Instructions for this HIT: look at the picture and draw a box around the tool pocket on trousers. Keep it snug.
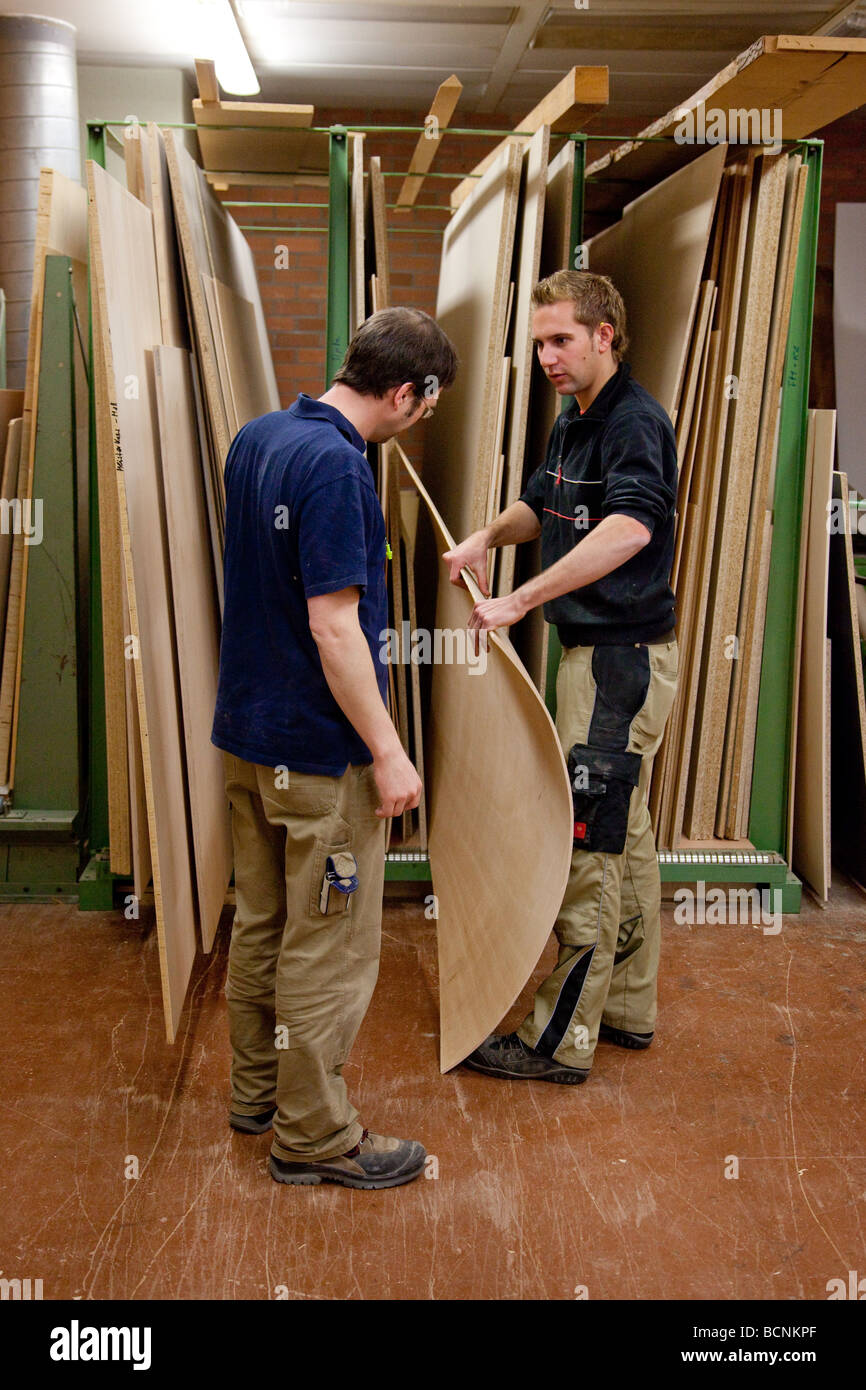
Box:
[309,838,353,917]
[567,744,641,854]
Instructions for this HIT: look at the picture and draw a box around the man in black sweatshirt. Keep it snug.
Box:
[443,270,678,1084]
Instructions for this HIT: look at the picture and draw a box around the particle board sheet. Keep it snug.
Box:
[828,471,866,887]
[123,568,152,901]
[834,203,866,498]
[91,282,132,875]
[679,158,755,840]
[153,345,232,952]
[585,35,866,209]
[793,412,835,901]
[423,141,523,544]
[163,131,278,464]
[368,157,391,311]
[496,126,550,598]
[720,155,808,838]
[399,484,428,852]
[88,160,198,1042]
[0,169,89,789]
[147,124,189,352]
[675,282,715,460]
[400,449,572,1074]
[511,140,576,694]
[584,143,726,417]
[686,150,788,838]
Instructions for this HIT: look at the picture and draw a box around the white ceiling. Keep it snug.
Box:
[0,0,862,126]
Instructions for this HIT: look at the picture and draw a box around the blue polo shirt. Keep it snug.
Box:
[211,394,388,775]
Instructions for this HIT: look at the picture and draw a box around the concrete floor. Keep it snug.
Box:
[1,879,864,1301]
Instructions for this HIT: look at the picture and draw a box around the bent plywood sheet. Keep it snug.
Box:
[397,446,572,1073]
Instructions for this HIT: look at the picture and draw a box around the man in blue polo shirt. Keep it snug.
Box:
[212,307,457,1190]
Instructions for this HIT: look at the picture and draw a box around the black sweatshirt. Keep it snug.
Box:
[519,362,677,646]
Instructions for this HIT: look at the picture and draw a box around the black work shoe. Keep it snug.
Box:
[229,1105,277,1134]
[599,1022,654,1050]
[462,1032,589,1084]
[269,1130,426,1189]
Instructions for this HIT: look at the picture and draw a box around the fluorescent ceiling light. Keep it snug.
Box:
[194,0,259,95]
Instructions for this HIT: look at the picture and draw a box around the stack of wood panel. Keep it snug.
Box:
[88,129,279,1041]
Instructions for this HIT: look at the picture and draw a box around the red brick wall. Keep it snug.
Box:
[218,107,521,412]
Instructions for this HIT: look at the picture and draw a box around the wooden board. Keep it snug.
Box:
[193,106,328,179]
[0,414,22,670]
[88,160,198,1042]
[399,484,428,851]
[687,151,788,837]
[792,411,834,900]
[423,141,523,543]
[349,133,366,336]
[163,131,278,469]
[382,440,412,841]
[395,75,462,211]
[496,126,550,597]
[451,66,608,208]
[90,283,132,874]
[147,124,189,351]
[585,35,866,210]
[122,565,152,900]
[368,156,391,310]
[585,143,726,416]
[399,449,573,1073]
[153,345,232,952]
[721,155,808,839]
[511,139,576,694]
[829,471,866,886]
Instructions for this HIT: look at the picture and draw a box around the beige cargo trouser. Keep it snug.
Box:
[223,752,386,1162]
[517,636,678,1070]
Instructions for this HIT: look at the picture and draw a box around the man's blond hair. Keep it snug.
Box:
[531,270,629,361]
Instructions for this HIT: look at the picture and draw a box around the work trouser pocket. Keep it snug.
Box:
[309,838,354,916]
[567,744,641,854]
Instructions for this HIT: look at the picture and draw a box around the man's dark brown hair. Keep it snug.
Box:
[333,306,458,400]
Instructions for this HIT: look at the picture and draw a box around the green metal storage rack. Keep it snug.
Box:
[1,118,823,912]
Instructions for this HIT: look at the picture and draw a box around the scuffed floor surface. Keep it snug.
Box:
[1,882,864,1300]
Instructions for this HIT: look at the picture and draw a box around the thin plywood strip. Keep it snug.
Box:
[88,159,198,1042]
[91,283,132,874]
[793,411,835,900]
[400,448,573,1073]
[496,125,550,597]
[153,345,232,951]
[147,124,189,351]
[423,141,523,543]
[399,485,428,852]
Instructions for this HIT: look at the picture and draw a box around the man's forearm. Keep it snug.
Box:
[484,500,541,548]
[312,618,399,759]
[520,514,650,611]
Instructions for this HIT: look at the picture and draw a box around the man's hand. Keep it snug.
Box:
[372,745,422,819]
[442,531,491,596]
[467,589,530,652]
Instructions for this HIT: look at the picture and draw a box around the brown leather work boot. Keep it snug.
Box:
[269,1129,426,1189]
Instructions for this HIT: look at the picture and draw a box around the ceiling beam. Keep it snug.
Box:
[534,19,822,52]
[476,1,551,114]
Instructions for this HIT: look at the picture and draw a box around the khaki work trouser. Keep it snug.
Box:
[518,637,678,1070]
[223,753,386,1162]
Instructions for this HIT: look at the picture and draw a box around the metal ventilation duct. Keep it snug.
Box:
[0,14,81,390]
